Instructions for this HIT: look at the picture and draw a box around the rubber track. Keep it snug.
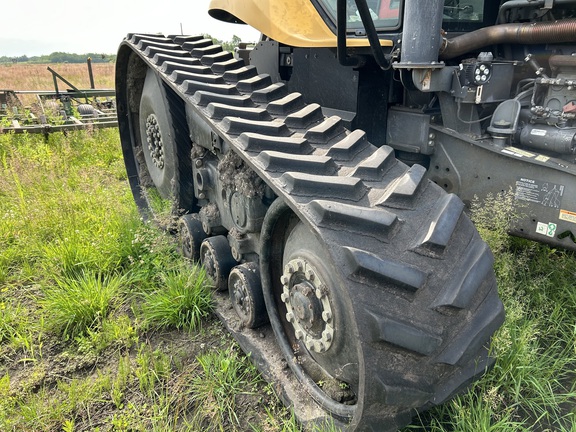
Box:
[121,34,504,431]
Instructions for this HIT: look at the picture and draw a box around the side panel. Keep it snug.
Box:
[428,126,576,250]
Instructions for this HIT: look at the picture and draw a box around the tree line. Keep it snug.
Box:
[0,52,116,64]
[1,35,247,65]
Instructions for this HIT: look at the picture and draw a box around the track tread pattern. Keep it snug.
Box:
[237,74,273,93]
[414,193,465,257]
[343,246,427,293]
[307,199,398,239]
[238,133,313,154]
[223,65,259,83]
[181,38,212,50]
[171,71,223,85]
[257,151,337,175]
[366,310,443,356]
[119,34,504,432]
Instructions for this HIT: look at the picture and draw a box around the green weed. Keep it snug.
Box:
[41,271,126,340]
[139,264,213,332]
[135,343,171,397]
[188,346,262,430]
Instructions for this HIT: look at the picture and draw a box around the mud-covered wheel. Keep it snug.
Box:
[262,201,358,423]
[200,236,237,291]
[228,262,268,329]
[116,56,195,221]
[177,214,206,261]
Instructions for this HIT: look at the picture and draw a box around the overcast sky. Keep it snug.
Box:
[2,0,260,57]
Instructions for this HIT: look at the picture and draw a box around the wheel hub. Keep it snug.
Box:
[202,250,216,277]
[281,258,334,353]
[145,113,164,169]
[231,279,249,315]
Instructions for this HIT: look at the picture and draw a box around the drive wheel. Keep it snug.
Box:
[228,262,267,329]
[117,55,195,223]
[177,214,206,261]
[262,200,358,422]
[200,236,237,291]
[138,68,194,216]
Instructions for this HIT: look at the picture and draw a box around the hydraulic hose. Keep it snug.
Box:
[440,18,576,60]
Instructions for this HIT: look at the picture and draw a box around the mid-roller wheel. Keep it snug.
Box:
[177,214,206,261]
[228,262,268,328]
[200,236,237,291]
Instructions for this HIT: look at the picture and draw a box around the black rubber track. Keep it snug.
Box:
[116,34,505,431]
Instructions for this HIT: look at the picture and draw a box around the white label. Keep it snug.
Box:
[531,129,547,137]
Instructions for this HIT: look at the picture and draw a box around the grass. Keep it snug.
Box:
[189,346,262,430]
[140,265,213,332]
[2,128,576,431]
[41,271,126,340]
[0,128,294,431]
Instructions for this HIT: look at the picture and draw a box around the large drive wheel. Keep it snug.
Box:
[117,56,195,222]
[262,201,358,423]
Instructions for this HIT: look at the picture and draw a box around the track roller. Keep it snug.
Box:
[228,262,268,328]
[200,235,237,291]
[177,214,206,261]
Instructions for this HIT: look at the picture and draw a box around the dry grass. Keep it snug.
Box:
[0,63,115,91]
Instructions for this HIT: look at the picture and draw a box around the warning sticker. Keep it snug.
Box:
[515,177,564,209]
[559,209,576,224]
[503,147,536,158]
[535,155,550,163]
[536,222,557,237]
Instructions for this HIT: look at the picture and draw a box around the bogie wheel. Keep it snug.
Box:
[116,55,195,222]
[200,236,237,292]
[177,214,206,262]
[228,262,268,329]
[262,201,358,424]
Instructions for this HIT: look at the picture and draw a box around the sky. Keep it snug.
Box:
[2,0,260,57]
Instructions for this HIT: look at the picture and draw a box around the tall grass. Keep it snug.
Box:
[0,129,233,430]
[0,63,115,90]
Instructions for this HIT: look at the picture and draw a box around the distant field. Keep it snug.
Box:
[0,62,115,91]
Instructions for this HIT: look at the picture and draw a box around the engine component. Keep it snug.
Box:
[520,124,576,154]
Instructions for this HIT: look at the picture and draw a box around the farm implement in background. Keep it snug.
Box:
[0,58,117,135]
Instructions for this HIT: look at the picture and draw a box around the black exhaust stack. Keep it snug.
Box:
[395,0,444,69]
